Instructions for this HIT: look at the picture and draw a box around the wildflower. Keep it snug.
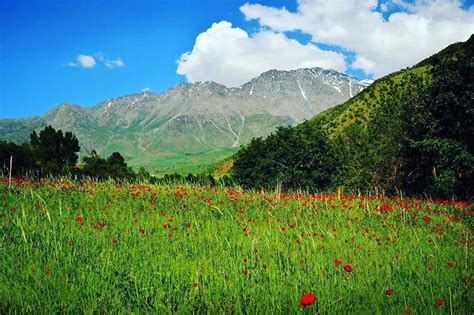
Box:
[112,239,118,245]
[344,264,352,272]
[385,289,394,296]
[435,299,443,306]
[448,261,454,267]
[75,216,84,225]
[334,259,342,267]
[139,228,145,234]
[280,226,286,232]
[299,293,316,307]
[192,281,198,287]
[423,216,432,224]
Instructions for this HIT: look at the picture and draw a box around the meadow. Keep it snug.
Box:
[1,178,472,313]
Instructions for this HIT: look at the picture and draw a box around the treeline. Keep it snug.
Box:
[233,36,474,200]
[0,125,136,180]
[0,125,232,185]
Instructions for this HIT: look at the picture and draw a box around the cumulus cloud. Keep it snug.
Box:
[240,0,474,78]
[176,21,347,87]
[67,53,125,69]
[67,55,96,68]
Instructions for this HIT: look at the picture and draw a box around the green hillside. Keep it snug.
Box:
[311,65,431,137]
[231,35,474,199]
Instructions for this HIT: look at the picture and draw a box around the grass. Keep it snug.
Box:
[1,178,472,313]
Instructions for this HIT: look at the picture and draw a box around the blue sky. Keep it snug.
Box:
[1,0,473,118]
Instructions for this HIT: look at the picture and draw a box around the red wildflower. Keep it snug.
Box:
[435,299,443,306]
[280,226,286,232]
[448,261,454,267]
[112,239,118,245]
[75,216,84,225]
[139,228,145,234]
[460,239,469,245]
[423,216,432,224]
[385,289,394,296]
[299,293,316,307]
[192,281,198,287]
[334,259,342,267]
[344,264,352,272]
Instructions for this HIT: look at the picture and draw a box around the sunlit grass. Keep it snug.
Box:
[1,178,472,313]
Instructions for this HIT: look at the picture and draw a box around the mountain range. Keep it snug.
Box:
[0,67,370,174]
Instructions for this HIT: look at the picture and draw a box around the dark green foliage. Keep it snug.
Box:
[81,150,135,180]
[398,41,474,199]
[0,141,35,176]
[30,125,80,175]
[232,124,336,191]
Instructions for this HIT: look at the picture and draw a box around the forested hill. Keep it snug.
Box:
[232,35,474,200]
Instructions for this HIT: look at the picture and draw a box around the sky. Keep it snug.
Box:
[1,0,473,118]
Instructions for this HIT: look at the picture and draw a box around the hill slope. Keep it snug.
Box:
[231,35,474,199]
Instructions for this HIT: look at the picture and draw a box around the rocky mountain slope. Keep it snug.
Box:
[0,67,369,173]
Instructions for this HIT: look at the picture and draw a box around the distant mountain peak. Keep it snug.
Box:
[1,66,368,173]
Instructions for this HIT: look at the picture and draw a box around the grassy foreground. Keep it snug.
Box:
[1,178,472,313]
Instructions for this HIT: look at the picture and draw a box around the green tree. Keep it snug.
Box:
[0,141,35,176]
[30,125,80,175]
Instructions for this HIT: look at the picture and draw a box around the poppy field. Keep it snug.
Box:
[1,178,473,313]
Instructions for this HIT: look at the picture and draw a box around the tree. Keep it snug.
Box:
[0,141,35,176]
[30,125,80,175]
[233,124,336,191]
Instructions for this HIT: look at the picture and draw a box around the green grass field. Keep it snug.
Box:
[1,178,472,313]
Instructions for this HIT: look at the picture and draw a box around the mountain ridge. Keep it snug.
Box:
[0,67,369,174]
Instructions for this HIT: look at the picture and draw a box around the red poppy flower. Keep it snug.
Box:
[423,216,432,224]
[334,259,342,267]
[344,264,352,272]
[385,289,393,296]
[75,216,84,225]
[435,299,443,306]
[448,261,454,267]
[299,293,316,307]
[280,226,286,232]
[139,228,145,234]
[112,239,118,245]
[192,281,198,287]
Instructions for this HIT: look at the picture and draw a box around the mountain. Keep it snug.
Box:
[0,67,369,174]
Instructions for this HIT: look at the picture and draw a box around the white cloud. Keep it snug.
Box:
[67,55,96,68]
[67,53,125,69]
[352,56,377,75]
[141,87,151,92]
[240,0,474,78]
[176,21,347,87]
[103,57,125,69]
